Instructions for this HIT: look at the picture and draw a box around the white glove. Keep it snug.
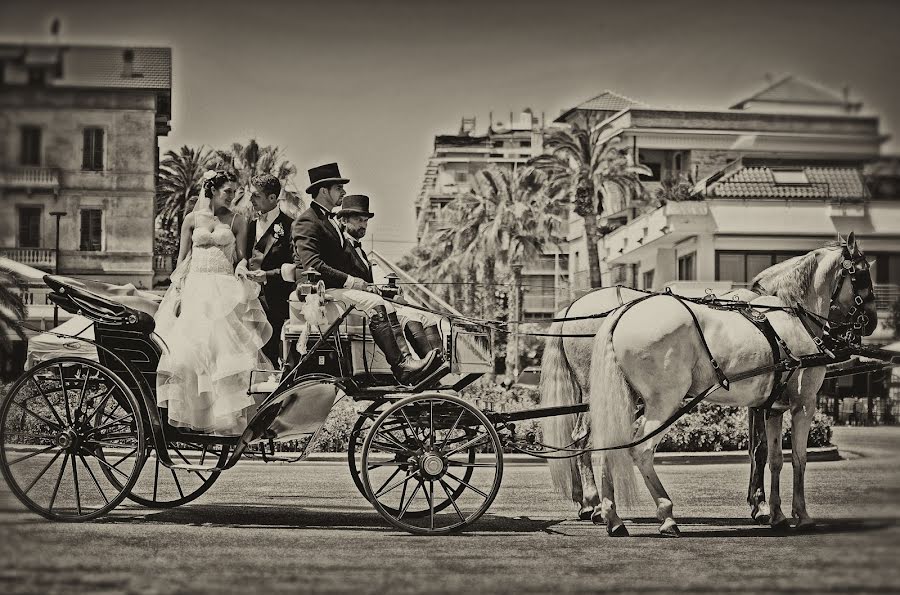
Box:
[235,259,250,281]
[346,276,368,291]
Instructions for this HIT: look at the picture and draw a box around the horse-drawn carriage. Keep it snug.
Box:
[0,270,531,534]
[3,239,898,536]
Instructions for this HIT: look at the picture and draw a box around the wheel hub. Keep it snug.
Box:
[55,428,79,450]
[419,452,446,479]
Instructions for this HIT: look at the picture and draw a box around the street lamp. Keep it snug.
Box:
[510,262,524,382]
[49,211,66,326]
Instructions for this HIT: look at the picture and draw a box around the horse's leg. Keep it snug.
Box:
[747,407,770,524]
[765,412,789,531]
[791,403,816,531]
[593,455,628,536]
[630,416,680,537]
[571,413,600,520]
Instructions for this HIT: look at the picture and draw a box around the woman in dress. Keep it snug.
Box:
[154,170,273,435]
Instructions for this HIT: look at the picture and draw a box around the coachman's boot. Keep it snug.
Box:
[404,321,445,363]
[369,306,442,385]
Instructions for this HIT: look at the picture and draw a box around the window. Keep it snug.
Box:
[27,67,45,85]
[870,253,900,285]
[673,152,683,173]
[82,128,105,171]
[772,169,809,185]
[80,209,103,251]
[642,269,655,290]
[18,207,41,248]
[20,126,41,166]
[677,253,696,281]
[519,140,532,148]
[715,251,805,284]
[492,140,504,148]
[454,171,468,183]
[644,161,662,181]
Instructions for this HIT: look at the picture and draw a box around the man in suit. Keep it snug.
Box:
[244,173,295,365]
[292,163,442,385]
[335,194,444,362]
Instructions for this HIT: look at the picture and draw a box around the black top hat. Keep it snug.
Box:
[336,194,374,218]
[306,162,349,194]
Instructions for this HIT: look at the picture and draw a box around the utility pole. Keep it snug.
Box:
[50,210,66,326]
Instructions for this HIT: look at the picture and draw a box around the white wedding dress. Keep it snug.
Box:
[154,210,273,435]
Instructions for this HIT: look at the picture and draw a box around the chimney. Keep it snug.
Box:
[122,49,134,78]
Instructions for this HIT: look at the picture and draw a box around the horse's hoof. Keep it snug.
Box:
[771,519,791,534]
[751,502,771,525]
[754,513,770,525]
[607,523,629,537]
[795,519,817,533]
[659,524,681,538]
[578,508,594,521]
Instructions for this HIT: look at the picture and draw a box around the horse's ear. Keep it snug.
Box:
[868,257,876,267]
[847,231,857,252]
[837,232,845,245]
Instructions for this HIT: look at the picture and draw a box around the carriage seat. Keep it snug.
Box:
[44,275,156,334]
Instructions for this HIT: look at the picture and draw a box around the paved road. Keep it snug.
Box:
[2,427,899,594]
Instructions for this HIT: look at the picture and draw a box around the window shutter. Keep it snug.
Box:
[93,130,104,170]
[82,130,91,169]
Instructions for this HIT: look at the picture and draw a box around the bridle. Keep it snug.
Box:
[826,243,875,346]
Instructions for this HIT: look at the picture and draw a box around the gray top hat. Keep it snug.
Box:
[336,194,374,218]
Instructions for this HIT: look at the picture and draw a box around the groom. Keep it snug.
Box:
[246,173,295,365]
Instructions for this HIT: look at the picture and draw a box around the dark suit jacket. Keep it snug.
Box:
[246,210,295,322]
[292,203,355,289]
[344,238,374,283]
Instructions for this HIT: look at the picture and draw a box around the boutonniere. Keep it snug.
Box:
[272,223,284,239]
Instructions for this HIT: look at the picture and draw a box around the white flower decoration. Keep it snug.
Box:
[273,223,284,239]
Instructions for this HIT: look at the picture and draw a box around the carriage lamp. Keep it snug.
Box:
[296,268,322,302]
[381,272,401,300]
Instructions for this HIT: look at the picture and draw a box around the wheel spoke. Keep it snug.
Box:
[7,444,59,466]
[110,447,139,468]
[84,386,117,424]
[444,470,489,499]
[28,377,66,428]
[152,456,160,501]
[446,461,497,468]
[367,460,407,470]
[90,413,135,435]
[93,453,131,480]
[368,440,407,455]
[170,468,185,499]
[23,450,64,495]
[440,409,465,450]
[86,440,139,449]
[70,453,82,515]
[173,447,208,482]
[76,369,93,415]
[428,479,435,530]
[57,364,72,425]
[439,479,466,522]
[374,466,403,497]
[399,409,425,450]
[397,480,423,521]
[374,468,415,499]
[9,401,60,432]
[48,452,69,512]
[429,401,435,449]
[444,432,489,457]
[79,454,109,505]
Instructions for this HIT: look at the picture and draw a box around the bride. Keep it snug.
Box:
[154,170,273,435]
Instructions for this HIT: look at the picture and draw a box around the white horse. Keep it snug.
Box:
[540,235,877,532]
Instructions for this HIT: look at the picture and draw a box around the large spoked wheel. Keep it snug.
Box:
[0,358,147,521]
[99,441,230,509]
[361,393,503,535]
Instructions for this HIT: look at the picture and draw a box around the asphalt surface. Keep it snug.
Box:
[2,426,899,594]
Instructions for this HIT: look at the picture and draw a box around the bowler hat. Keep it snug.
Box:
[336,194,374,218]
[306,162,349,194]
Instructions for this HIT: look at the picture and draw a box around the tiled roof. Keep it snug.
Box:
[0,44,171,90]
[708,166,867,200]
[731,75,854,109]
[572,90,647,112]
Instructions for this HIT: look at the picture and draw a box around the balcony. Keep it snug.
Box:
[875,283,899,312]
[0,247,56,271]
[0,167,60,192]
[522,292,559,312]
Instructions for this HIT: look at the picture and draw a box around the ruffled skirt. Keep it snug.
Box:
[155,271,273,435]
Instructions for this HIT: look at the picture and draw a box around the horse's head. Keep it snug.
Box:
[829,232,878,337]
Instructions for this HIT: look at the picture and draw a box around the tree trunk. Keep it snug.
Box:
[463,266,477,316]
[582,210,604,289]
[505,266,523,381]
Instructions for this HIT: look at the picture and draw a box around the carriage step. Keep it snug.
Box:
[170,463,222,472]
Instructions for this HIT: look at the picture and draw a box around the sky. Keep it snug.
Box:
[3,0,900,262]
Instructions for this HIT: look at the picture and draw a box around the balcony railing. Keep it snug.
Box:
[875,283,899,311]
[0,247,56,270]
[0,167,60,190]
[522,292,559,311]
[154,253,176,274]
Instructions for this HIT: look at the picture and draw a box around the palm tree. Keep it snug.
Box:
[530,120,649,289]
[211,139,298,216]
[0,266,26,361]
[156,145,213,227]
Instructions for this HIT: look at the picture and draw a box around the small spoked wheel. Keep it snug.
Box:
[361,393,503,535]
[100,441,230,509]
[0,358,147,521]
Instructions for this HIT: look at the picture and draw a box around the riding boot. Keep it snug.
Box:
[389,311,443,368]
[369,306,442,385]
[404,321,446,363]
[403,321,432,359]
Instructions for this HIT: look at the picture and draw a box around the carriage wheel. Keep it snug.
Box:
[99,441,230,509]
[0,358,146,521]
[361,393,503,535]
[348,399,477,518]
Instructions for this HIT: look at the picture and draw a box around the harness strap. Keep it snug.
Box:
[667,294,731,391]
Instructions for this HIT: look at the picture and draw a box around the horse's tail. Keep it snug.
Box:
[539,321,581,502]
[588,309,639,507]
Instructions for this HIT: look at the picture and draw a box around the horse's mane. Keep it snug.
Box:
[751,246,841,305]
